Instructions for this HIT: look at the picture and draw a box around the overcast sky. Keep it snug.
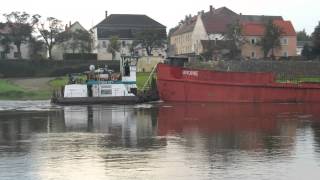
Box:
[0,0,319,34]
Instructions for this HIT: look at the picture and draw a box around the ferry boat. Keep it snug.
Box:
[156,59,320,103]
[52,56,139,105]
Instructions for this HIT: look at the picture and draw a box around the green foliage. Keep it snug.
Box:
[2,11,34,59]
[134,29,166,56]
[0,80,25,92]
[136,72,150,90]
[200,40,215,61]
[312,22,320,57]
[0,80,50,100]
[259,20,282,59]
[277,76,320,83]
[0,72,153,100]
[29,37,46,60]
[297,29,311,41]
[60,29,92,53]
[223,20,245,58]
[107,36,121,60]
[301,43,313,60]
[34,16,64,59]
[0,34,12,58]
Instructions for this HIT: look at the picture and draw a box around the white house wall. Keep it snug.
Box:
[208,34,224,40]
[0,42,30,59]
[192,15,209,54]
[51,22,89,60]
[95,38,166,60]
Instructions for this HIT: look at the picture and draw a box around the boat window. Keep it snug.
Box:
[124,61,130,76]
[101,89,112,95]
[101,85,112,88]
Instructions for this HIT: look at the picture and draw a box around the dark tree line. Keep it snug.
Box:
[301,22,320,60]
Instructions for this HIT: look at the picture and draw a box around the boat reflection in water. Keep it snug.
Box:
[1,103,320,179]
[157,103,320,151]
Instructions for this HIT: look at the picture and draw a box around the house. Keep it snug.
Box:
[170,6,240,56]
[0,23,31,59]
[51,21,90,60]
[91,12,167,60]
[200,40,233,60]
[169,6,290,59]
[241,20,297,59]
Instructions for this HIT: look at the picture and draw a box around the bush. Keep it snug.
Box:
[0,59,120,77]
[63,53,97,60]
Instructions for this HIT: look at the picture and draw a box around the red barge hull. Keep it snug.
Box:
[156,63,320,103]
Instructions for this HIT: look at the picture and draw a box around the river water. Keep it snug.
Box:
[0,101,320,180]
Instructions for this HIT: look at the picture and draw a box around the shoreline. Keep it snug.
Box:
[0,73,150,100]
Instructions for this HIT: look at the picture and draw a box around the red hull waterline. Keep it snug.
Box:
[156,63,320,103]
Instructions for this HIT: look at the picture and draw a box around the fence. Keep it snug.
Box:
[186,60,320,80]
[0,59,120,77]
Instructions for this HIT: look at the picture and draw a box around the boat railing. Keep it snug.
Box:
[141,64,158,91]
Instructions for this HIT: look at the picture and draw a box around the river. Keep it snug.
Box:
[0,101,320,180]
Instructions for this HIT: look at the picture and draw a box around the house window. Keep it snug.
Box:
[101,89,112,95]
[283,51,288,57]
[0,51,5,59]
[102,41,107,48]
[281,38,288,45]
[14,52,20,58]
[251,51,256,58]
[251,38,256,45]
[122,41,126,47]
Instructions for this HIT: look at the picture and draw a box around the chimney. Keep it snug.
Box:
[65,24,68,31]
[210,5,214,13]
[69,21,71,27]
[105,11,108,18]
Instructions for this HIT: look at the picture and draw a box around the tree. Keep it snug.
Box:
[200,40,215,61]
[297,29,311,41]
[33,16,64,60]
[259,20,283,59]
[3,11,35,59]
[301,43,313,60]
[0,33,13,59]
[224,20,245,59]
[107,36,120,60]
[28,37,46,59]
[57,29,92,54]
[73,29,92,53]
[134,29,166,56]
[311,22,320,57]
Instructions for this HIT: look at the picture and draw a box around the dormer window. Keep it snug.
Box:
[251,38,257,45]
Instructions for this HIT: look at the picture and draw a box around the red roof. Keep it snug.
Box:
[273,20,296,36]
[242,20,296,36]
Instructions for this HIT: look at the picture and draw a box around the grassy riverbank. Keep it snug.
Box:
[0,80,50,100]
[277,77,320,83]
[0,72,152,100]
